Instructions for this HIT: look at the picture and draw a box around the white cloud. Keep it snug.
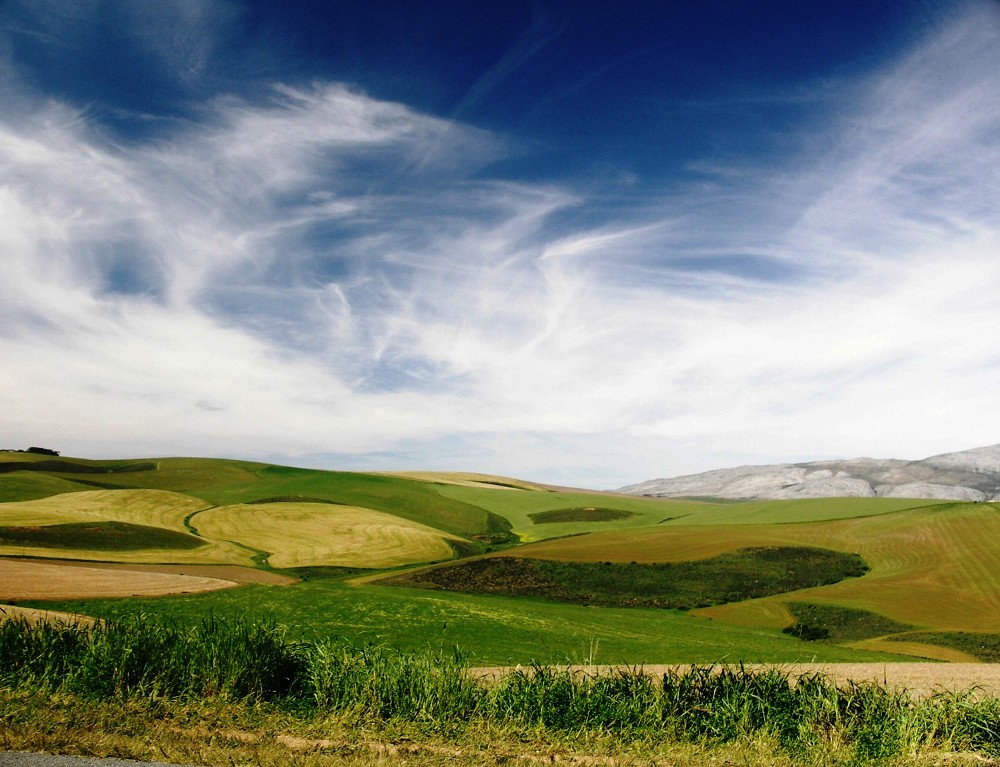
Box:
[2,4,999,485]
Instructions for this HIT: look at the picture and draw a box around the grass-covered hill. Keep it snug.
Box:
[2,450,999,665]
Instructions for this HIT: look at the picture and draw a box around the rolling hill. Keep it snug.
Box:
[3,449,1000,664]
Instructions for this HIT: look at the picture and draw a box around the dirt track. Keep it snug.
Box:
[0,557,297,601]
[470,663,1000,698]
[0,558,239,601]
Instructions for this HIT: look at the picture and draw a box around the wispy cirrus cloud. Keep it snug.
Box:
[1,2,999,486]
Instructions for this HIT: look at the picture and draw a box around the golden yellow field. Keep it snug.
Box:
[191,502,462,568]
[0,489,253,565]
[0,489,207,531]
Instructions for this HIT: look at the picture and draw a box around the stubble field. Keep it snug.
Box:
[0,558,238,600]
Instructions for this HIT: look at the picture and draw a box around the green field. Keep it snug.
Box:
[3,451,999,665]
[38,576,913,665]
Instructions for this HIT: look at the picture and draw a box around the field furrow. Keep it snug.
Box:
[192,502,462,568]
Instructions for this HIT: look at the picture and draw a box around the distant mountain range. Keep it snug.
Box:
[618,444,1000,501]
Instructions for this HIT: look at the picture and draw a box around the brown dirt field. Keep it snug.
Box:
[0,604,96,626]
[0,558,240,600]
[5,557,298,585]
[469,663,1000,698]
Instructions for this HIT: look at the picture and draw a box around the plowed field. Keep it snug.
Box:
[0,558,238,600]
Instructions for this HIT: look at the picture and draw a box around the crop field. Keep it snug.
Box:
[0,558,237,600]
[0,455,256,501]
[4,453,1000,668]
[381,471,547,490]
[434,483,938,541]
[191,502,462,568]
[505,501,1000,634]
[0,488,250,564]
[0,488,207,531]
[658,496,945,526]
[433,484,699,541]
[0,457,506,543]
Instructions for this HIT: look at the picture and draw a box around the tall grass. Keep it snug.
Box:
[0,614,301,700]
[306,641,479,722]
[1,614,998,760]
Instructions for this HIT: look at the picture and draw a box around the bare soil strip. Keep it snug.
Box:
[469,663,1000,698]
[0,604,95,626]
[0,559,238,600]
[3,557,297,585]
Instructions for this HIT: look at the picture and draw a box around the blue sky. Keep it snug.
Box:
[2,1,999,487]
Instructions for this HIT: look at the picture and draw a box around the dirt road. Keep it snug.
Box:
[470,663,1000,698]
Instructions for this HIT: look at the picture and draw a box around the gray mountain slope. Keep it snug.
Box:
[617,444,1000,501]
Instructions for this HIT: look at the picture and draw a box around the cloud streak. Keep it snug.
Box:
[2,3,999,485]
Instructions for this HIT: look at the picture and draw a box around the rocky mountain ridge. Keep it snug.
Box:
[618,444,1000,501]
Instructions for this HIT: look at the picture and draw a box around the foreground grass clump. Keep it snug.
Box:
[1,615,999,763]
[0,614,301,700]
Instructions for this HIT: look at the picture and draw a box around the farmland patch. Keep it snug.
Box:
[182,464,516,544]
[0,489,250,565]
[509,503,1000,632]
[0,521,205,551]
[384,471,547,490]
[388,547,869,609]
[191,502,464,568]
[436,485,692,541]
[0,489,208,533]
[0,558,237,600]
